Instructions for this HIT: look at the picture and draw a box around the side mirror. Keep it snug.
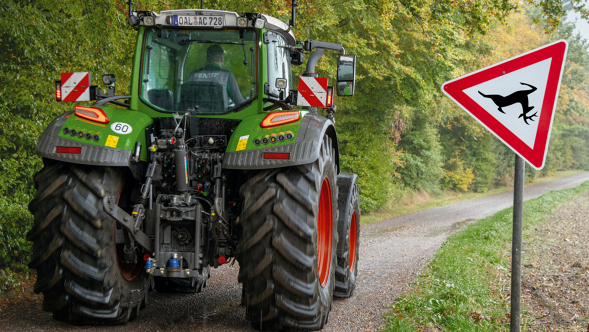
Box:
[337,55,356,96]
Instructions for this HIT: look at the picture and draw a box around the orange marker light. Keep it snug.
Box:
[260,111,300,128]
[55,81,62,101]
[74,106,109,124]
[326,86,334,107]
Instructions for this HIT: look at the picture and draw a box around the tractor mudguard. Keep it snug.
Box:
[36,108,152,169]
[223,113,340,172]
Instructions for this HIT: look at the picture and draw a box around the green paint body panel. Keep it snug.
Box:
[57,107,152,161]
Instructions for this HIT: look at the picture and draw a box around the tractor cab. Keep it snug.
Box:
[134,10,296,116]
[130,9,300,117]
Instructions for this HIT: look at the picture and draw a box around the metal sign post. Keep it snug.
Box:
[510,155,525,331]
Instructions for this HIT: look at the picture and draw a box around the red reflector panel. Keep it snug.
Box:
[326,86,333,107]
[55,80,62,101]
[261,111,300,128]
[74,106,109,123]
[56,146,81,154]
[264,153,290,160]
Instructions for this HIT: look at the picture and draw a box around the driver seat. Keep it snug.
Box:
[179,82,225,113]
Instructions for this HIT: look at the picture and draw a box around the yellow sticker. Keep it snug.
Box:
[236,135,249,151]
[105,135,119,148]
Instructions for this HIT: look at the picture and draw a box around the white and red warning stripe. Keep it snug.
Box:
[297,77,328,107]
[61,72,91,101]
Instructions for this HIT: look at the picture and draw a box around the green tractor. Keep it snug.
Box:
[27,2,360,330]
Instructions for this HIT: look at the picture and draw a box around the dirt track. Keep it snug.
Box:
[2,172,589,331]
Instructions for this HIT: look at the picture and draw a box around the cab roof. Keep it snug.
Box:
[146,9,296,46]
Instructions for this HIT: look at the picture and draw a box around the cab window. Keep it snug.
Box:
[267,31,292,97]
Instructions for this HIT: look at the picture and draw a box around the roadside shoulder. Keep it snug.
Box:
[383,181,589,331]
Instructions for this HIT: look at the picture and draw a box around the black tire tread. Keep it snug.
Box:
[28,162,148,325]
[334,176,360,298]
[238,135,338,331]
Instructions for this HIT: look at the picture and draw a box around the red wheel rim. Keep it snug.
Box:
[317,178,333,288]
[349,211,357,273]
[114,188,143,281]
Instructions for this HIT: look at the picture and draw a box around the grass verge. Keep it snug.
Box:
[362,170,584,225]
[383,180,589,331]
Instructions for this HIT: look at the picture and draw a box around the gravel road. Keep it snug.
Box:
[2,172,589,332]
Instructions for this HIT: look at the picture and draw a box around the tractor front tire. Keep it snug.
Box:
[27,161,148,325]
[334,178,360,298]
[238,135,338,331]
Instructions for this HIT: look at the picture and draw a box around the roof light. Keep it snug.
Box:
[102,74,115,85]
[261,111,300,128]
[253,18,265,29]
[74,106,110,123]
[326,86,334,107]
[55,146,81,154]
[55,80,62,101]
[237,17,248,27]
[143,16,155,26]
[275,78,288,89]
[264,153,290,160]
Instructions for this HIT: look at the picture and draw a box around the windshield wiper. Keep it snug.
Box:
[180,39,245,45]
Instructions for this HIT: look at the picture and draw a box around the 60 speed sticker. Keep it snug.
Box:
[110,122,132,135]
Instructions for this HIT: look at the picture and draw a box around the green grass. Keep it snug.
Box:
[383,180,589,331]
[362,170,584,225]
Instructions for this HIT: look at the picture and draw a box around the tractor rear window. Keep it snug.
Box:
[140,29,257,114]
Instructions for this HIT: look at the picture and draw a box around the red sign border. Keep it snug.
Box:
[442,40,568,170]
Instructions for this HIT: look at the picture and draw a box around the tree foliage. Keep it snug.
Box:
[1,0,588,288]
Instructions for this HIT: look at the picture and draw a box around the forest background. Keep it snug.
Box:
[1,0,589,290]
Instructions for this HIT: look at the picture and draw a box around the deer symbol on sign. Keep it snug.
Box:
[478,82,538,125]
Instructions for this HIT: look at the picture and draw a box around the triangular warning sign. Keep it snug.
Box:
[442,40,568,170]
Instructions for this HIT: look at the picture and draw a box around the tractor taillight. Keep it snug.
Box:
[261,111,300,128]
[55,80,62,101]
[326,86,334,107]
[55,146,81,154]
[264,153,290,160]
[74,106,109,123]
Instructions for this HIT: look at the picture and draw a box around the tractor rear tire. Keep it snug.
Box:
[334,179,360,298]
[237,135,338,331]
[27,161,149,325]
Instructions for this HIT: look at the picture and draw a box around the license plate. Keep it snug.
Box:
[172,15,223,27]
